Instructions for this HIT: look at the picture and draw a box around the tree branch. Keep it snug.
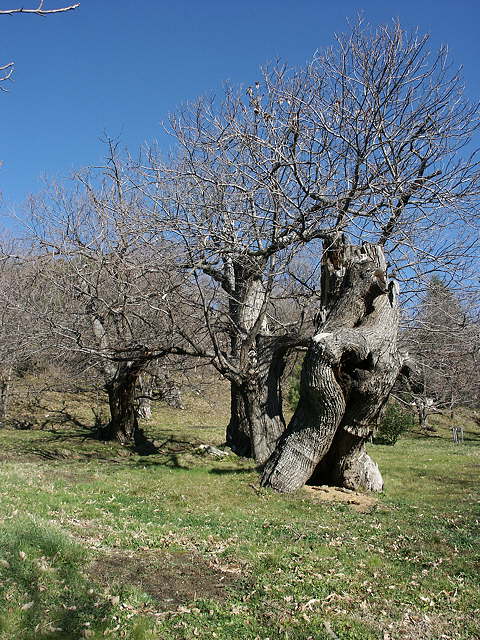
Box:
[0,3,80,15]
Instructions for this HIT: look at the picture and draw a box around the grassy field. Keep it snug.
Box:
[0,384,478,639]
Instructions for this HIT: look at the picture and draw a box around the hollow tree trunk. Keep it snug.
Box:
[99,360,144,444]
[226,339,288,463]
[262,240,402,493]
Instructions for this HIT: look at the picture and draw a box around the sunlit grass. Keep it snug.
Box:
[0,389,478,639]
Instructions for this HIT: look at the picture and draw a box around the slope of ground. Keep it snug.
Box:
[0,386,478,639]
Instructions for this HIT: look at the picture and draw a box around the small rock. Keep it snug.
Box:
[197,444,230,457]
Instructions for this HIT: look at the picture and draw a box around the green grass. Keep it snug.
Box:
[0,389,478,639]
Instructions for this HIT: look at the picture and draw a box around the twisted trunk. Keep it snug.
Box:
[262,240,401,492]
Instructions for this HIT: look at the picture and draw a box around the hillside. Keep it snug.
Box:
[0,385,478,639]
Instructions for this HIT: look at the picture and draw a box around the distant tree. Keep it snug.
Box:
[0,237,44,421]
[398,278,480,428]
[23,147,195,444]
[0,255,21,419]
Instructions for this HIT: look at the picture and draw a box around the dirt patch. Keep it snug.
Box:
[303,485,378,512]
[0,453,42,463]
[89,549,236,608]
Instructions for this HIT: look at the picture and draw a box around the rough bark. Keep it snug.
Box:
[226,340,287,462]
[99,359,144,444]
[262,240,402,493]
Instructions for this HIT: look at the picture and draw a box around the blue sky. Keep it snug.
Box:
[1,0,480,219]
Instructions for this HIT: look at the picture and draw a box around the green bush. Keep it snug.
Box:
[373,403,415,445]
[286,363,302,410]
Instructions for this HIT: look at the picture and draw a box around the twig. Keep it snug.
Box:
[0,3,80,16]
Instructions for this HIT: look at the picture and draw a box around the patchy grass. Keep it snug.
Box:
[0,389,478,639]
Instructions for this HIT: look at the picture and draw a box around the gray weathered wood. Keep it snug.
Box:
[262,240,402,492]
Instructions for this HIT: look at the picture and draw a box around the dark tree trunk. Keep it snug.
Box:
[226,382,254,458]
[226,339,288,463]
[99,360,144,444]
[0,370,11,421]
[224,264,289,463]
[262,240,402,493]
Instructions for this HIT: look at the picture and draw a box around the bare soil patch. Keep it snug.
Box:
[89,549,236,608]
[304,485,378,512]
[0,453,41,463]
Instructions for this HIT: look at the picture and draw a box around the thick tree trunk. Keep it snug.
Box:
[262,240,402,493]
[99,360,143,444]
[226,341,287,463]
[225,264,289,463]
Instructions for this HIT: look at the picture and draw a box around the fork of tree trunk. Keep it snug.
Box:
[227,238,403,493]
[98,239,402,492]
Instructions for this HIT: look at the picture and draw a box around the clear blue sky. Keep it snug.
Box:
[1,0,480,219]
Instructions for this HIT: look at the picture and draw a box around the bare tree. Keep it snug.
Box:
[144,140,318,462]
[22,147,194,444]
[0,253,23,420]
[0,233,48,422]
[142,18,480,490]
[396,278,480,429]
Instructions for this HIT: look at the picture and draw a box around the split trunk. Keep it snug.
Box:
[262,240,402,493]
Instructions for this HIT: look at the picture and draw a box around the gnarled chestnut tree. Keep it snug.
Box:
[143,18,480,487]
[23,148,195,444]
[262,239,401,492]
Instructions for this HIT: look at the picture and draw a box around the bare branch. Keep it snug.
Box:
[0,3,79,16]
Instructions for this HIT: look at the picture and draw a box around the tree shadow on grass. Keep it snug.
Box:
[209,467,258,475]
[406,428,480,443]
[132,436,202,470]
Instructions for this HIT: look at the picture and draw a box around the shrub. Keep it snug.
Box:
[286,363,302,410]
[373,403,415,445]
